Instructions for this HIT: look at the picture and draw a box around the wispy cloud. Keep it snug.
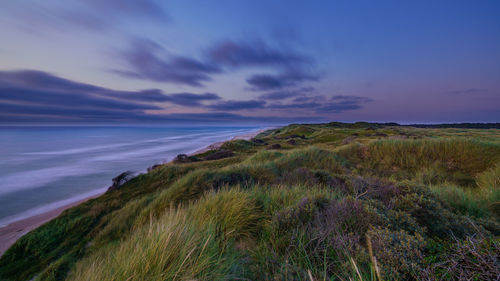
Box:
[163,92,221,106]
[0,70,372,123]
[266,94,373,114]
[207,40,320,92]
[0,70,222,122]
[113,39,221,87]
[208,40,310,68]
[207,100,266,111]
[247,71,319,91]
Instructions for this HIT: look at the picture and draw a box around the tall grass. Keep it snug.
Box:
[365,138,499,175]
[430,184,489,217]
[189,188,263,240]
[69,206,244,281]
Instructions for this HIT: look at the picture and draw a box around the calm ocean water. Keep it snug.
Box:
[0,126,261,226]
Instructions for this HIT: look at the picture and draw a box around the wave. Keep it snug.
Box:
[17,129,251,158]
[0,163,102,196]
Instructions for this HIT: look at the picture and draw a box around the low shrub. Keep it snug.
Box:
[367,228,426,280]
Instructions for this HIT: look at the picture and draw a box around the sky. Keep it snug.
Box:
[0,0,499,124]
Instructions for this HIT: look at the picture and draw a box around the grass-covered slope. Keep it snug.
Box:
[1,122,499,280]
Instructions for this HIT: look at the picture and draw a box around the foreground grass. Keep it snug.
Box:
[1,122,499,280]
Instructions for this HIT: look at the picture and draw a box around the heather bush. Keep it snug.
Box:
[394,193,477,238]
[367,227,426,280]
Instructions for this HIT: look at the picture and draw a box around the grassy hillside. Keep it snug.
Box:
[1,122,499,280]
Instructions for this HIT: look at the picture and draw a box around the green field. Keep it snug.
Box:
[1,122,499,280]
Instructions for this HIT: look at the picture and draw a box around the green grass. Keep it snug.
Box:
[1,122,499,281]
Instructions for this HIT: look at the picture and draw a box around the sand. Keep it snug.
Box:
[0,128,268,256]
[0,196,98,255]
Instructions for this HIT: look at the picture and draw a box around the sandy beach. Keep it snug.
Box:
[0,128,267,256]
[0,196,100,255]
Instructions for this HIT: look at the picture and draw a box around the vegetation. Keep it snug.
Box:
[1,122,499,280]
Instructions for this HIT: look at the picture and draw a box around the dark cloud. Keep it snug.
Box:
[113,39,221,87]
[207,100,266,111]
[267,102,322,110]
[0,110,323,124]
[0,70,226,122]
[114,38,320,90]
[0,87,160,112]
[0,70,99,92]
[247,75,289,90]
[208,40,310,68]
[315,102,363,113]
[205,93,371,114]
[258,91,301,100]
[258,87,315,100]
[247,71,319,91]
[331,95,373,103]
[266,94,373,114]
[0,70,165,111]
[163,92,221,106]
[0,103,151,121]
[292,95,325,103]
[208,40,320,92]
[0,69,371,123]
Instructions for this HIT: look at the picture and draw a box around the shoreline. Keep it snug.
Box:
[0,127,267,256]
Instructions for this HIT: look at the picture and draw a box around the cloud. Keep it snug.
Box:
[0,86,160,112]
[114,38,320,89]
[258,91,301,100]
[293,95,325,103]
[205,93,372,114]
[207,40,310,68]
[163,92,221,106]
[247,71,319,91]
[0,70,165,110]
[207,100,266,111]
[0,69,371,123]
[266,94,373,114]
[208,40,320,91]
[331,95,373,103]
[0,70,226,122]
[258,87,315,100]
[0,70,99,92]
[114,39,221,87]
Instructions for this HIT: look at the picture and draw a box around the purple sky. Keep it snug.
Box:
[0,1,499,124]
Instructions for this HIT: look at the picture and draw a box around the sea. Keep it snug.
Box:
[0,125,262,226]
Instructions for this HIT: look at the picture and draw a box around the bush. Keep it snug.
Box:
[367,228,426,280]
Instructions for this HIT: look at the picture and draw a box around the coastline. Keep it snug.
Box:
[0,127,267,256]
